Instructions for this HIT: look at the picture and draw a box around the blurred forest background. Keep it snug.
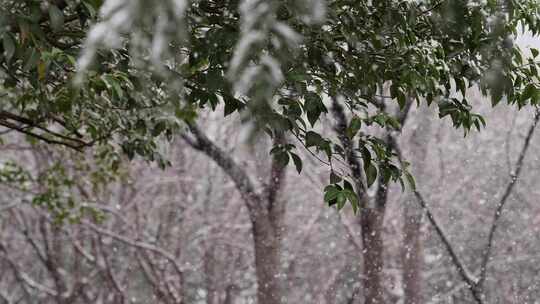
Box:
[1,85,540,304]
[2,1,540,304]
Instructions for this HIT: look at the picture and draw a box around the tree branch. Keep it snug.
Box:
[413,189,480,292]
[390,137,484,304]
[182,122,264,219]
[265,133,287,231]
[476,108,540,290]
[391,106,539,303]
[81,220,184,280]
[0,119,85,151]
[0,110,107,151]
[0,242,58,297]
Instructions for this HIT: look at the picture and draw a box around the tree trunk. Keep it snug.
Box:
[183,125,285,304]
[330,100,390,304]
[402,104,431,304]
[252,213,282,304]
[224,284,240,304]
[402,202,423,304]
[204,244,216,304]
[360,208,385,304]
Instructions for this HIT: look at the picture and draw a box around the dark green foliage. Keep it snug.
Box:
[1,0,540,215]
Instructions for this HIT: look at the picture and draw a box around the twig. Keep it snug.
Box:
[390,137,484,304]
[0,242,58,297]
[0,119,85,151]
[413,190,480,296]
[476,109,540,290]
[81,220,184,279]
[98,235,127,302]
[391,108,540,303]
[0,202,18,213]
[419,0,445,16]
[0,110,106,151]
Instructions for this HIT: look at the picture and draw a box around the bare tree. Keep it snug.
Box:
[392,108,540,304]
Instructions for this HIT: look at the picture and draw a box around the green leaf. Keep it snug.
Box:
[365,163,377,188]
[82,1,99,17]
[274,152,290,168]
[304,92,327,126]
[490,86,504,106]
[343,190,359,214]
[521,84,537,103]
[38,61,47,80]
[360,146,371,167]
[23,48,40,71]
[152,121,167,136]
[324,185,340,204]
[3,34,15,62]
[346,116,362,139]
[404,171,416,190]
[397,90,407,109]
[532,48,539,58]
[206,69,223,92]
[305,131,323,148]
[49,5,65,32]
[112,79,124,99]
[455,77,466,96]
[330,171,342,184]
[206,93,219,110]
[336,193,346,210]
[321,141,333,161]
[343,179,354,192]
[290,152,302,174]
[223,95,243,116]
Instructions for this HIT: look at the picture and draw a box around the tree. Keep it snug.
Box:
[182,124,288,304]
[391,107,539,303]
[2,1,540,303]
[1,0,539,198]
[1,0,538,180]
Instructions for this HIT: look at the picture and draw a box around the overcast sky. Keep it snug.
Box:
[517,32,540,49]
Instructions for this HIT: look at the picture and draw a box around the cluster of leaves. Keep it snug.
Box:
[2,0,540,214]
[31,163,91,224]
[0,159,104,224]
[43,146,129,223]
[0,0,179,155]
[262,0,540,211]
[324,176,359,213]
[0,161,30,184]
[270,142,303,173]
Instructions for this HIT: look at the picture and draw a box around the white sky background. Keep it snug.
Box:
[516,32,540,50]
